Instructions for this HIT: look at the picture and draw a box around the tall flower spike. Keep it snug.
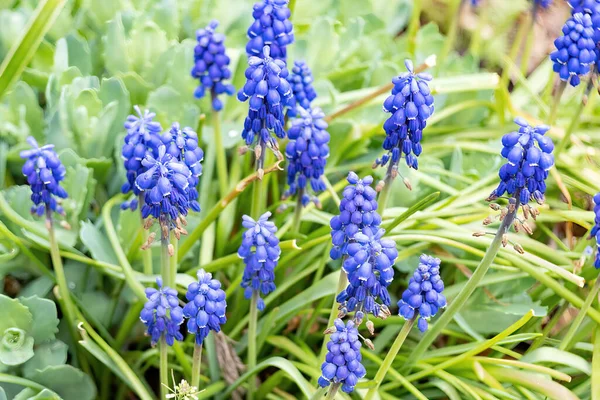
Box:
[161,123,204,212]
[398,254,446,332]
[192,20,236,111]
[283,107,330,207]
[238,46,292,159]
[488,118,554,206]
[182,269,227,345]
[121,106,163,211]
[140,278,184,346]
[246,0,294,61]
[375,60,434,175]
[20,137,68,217]
[590,193,600,268]
[330,172,382,260]
[318,319,366,394]
[337,228,398,323]
[286,61,317,117]
[238,212,281,310]
[550,13,597,87]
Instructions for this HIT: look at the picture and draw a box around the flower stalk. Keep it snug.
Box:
[191,343,203,389]
[247,291,259,400]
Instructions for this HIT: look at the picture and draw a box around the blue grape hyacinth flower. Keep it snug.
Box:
[318,319,366,394]
[247,0,294,61]
[590,193,600,268]
[550,13,597,87]
[535,0,552,7]
[238,46,292,160]
[398,254,447,332]
[121,106,163,211]
[182,269,227,345]
[286,61,317,117]
[330,172,382,260]
[161,123,204,212]
[337,228,398,322]
[238,212,281,310]
[375,60,434,175]
[140,278,184,346]
[192,20,236,111]
[20,137,68,217]
[283,107,330,207]
[488,118,554,206]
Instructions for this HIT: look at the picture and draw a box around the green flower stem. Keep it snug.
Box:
[161,230,171,287]
[247,291,259,400]
[191,343,203,389]
[0,221,54,280]
[0,373,47,391]
[364,317,416,400]
[212,110,229,198]
[159,336,169,400]
[406,0,421,57]
[169,234,178,289]
[528,301,568,353]
[250,173,264,220]
[559,277,600,351]
[520,12,536,76]
[325,383,340,400]
[499,11,530,102]
[140,196,153,276]
[437,0,463,69]
[377,169,394,211]
[405,199,519,371]
[0,141,7,189]
[317,271,348,364]
[291,189,304,234]
[593,326,600,400]
[548,80,567,125]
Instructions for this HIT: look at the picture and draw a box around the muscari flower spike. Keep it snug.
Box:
[238,46,292,156]
[238,212,281,310]
[589,193,600,268]
[375,60,434,175]
[283,107,330,207]
[140,278,184,346]
[337,228,398,322]
[550,12,597,87]
[488,118,554,206]
[398,254,447,332]
[20,137,68,217]
[318,319,366,394]
[247,0,294,61]
[330,172,382,260]
[161,123,203,212]
[286,61,317,117]
[121,106,163,211]
[192,20,236,111]
[182,269,227,345]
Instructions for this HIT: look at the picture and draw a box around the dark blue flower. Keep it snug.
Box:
[182,269,227,345]
[20,137,68,217]
[535,0,552,7]
[140,278,184,346]
[246,0,294,61]
[192,20,236,111]
[551,13,597,87]
[337,228,398,322]
[161,123,203,212]
[238,46,292,153]
[120,106,163,211]
[590,193,600,268]
[330,172,382,260]
[489,118,554,205]
[283,107,330,207]
[398,254,446,333]
[135,145,193,222]
[286,61,317,117]
[375,60,434,173]
[238,212,281,310]
[318,319,366,394]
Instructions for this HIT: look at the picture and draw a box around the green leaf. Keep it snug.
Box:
[80,221,119,265]
[0,0,68,97]
[22,341,68,378]
[64,34,92,76]
[0,294,32,334]
[104,13,130,74]
[128,21,168,77]
[14,388,60,400]
[30,365,96,400]
[19,297,59,343]
[0,386,5,400]
[147,85,183,126]
[521,347,592,376]
[0,329,34,366]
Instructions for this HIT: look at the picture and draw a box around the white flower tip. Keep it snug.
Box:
[424,54,437,68]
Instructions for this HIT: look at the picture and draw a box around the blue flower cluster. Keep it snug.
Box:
[286,61,317,117]
[318,319,366,394]
[283,107,330,207]
[121,106,163,211]
[590,193,600,268]
[140,278,184,346]
[489,118,554,205]
[161,123,203,212]
[551,12,597,87]
[375,60,434,172]
[182,269,227,345]
[238,212,281,310]
[337,229,398,321]
[535,0,553,8]
[398,254,446,332]
[238,46,292,152]
[20,137,68,217]
[247,0,294,61]
[330,173,382,260]
[191,20,235,111]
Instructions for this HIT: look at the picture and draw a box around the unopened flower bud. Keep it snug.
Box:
[168,244,175,257]
[364,339,375,350]
[489,203,500,211]
[473,231,486,237]
[403,177,412,191]
[366,320,375,335]
[514,243,524,254]
[482,216,492,225]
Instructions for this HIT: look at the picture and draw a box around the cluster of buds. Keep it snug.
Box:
[140,215,188,255]
[238,143,283,179]
[374,168,412,192]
